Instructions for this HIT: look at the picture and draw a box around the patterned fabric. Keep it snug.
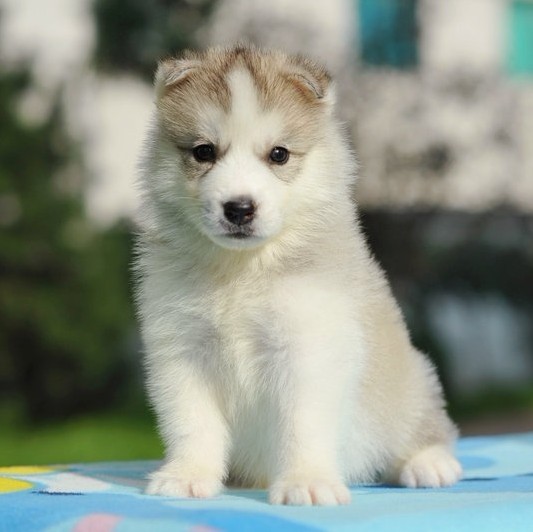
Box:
[1,432,533,531]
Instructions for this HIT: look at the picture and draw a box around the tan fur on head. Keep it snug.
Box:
[155,45,333,106]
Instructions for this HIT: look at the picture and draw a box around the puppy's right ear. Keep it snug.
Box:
[155,57,200,99]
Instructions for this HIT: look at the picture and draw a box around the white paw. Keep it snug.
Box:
[269,478,351,506]
[146,466,222,498]
[399,446,463,488]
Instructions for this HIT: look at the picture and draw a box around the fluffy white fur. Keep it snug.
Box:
[135,46,462,506]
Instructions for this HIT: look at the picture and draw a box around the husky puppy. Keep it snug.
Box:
[135,45,462,506]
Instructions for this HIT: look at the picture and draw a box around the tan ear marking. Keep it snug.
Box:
[289,72,325,100]
[283,57,331,102]
[155,58,200,99]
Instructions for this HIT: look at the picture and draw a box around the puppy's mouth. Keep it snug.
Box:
[226,229,253,239]
[208,221,265,249]
[220,221,254,240]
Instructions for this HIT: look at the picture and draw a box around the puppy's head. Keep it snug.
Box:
[148,45,341,250]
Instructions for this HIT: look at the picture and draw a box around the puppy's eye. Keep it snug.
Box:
[192,143,216,163]
[269,146,289,165]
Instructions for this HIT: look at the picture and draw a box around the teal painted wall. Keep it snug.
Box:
[509,1,533,74]
[358,0,418,68]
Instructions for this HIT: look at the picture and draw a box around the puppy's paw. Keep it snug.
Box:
[398,445,462,488]
[269,478,351,506]
[146,466,222,498]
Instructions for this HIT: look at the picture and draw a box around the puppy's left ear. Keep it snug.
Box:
[285,56,335,106]
[154,55,200,100]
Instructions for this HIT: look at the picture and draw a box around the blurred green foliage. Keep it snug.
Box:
[0,410,162,464]
[93,0,215,79]
[0,68,136,423]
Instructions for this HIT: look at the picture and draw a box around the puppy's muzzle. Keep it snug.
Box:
[223,197,256,226]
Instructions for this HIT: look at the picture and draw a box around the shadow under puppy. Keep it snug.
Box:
[135,45,462,506]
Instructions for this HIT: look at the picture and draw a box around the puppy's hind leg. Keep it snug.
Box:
[393,445,463,488]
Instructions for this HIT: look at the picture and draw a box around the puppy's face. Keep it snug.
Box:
[152,46,334,249]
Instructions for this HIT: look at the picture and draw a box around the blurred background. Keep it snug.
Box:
[1,0,532,465]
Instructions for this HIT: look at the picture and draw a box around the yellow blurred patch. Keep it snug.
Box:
[0,466,54,475]
[0,477,33,493]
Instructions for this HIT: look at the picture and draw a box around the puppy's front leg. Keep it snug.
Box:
[145,355,229,498]
[268,279,359,506]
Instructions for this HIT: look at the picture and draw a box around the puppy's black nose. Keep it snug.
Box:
[223,198,256,226]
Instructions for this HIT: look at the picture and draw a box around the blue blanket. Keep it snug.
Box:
[1,432,533,531]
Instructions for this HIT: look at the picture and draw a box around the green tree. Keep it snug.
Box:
[93,0,216,79]
[0,68,135,422]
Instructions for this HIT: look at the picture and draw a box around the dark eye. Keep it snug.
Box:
[192,143,216,163]
[269,146,289,165]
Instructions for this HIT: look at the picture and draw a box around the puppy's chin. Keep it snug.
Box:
[206,231,269,250]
